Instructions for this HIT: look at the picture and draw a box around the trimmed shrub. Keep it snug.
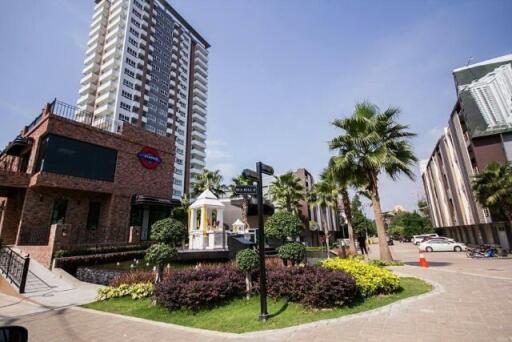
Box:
[236,249,259,299]
[264,211,303,240]
[150,217,187,246]
[109,270,155,287]
[321,258,400,297]
[266,266,356,308]
[235,249,259,273]
[153,266,245,311]
[145,244,177,282]
[97,282,153,301]
[277,242,305,265]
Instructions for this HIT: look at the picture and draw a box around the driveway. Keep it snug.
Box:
[2,244,512,341]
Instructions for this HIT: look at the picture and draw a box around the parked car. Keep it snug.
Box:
[422,236,455,243]
[412,234,438,245]
[419,239,466,252]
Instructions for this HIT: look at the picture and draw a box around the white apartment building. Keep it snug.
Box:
[77,0,209,200]
[462,64,512,128]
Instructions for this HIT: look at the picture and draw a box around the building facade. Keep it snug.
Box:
[422,55,512,245]
[0,100,175,266]
[77,0,208,201]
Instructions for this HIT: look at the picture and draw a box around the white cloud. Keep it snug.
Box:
[206,139,238,181]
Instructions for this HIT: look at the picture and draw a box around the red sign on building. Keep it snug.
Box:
[137,147,162,169]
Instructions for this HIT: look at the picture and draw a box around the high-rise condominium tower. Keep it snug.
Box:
[77,0,208,200]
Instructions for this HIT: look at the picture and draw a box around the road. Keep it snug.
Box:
[2,243,512,341]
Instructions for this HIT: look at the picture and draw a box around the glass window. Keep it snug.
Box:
[86,202,101,230]
[51,199,68,225]
[36,134,117,182]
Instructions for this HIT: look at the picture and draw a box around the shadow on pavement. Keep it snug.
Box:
[404,261,452,267]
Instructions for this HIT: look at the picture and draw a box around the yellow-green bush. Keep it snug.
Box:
[320,258,400,297]
[97,282,153,301]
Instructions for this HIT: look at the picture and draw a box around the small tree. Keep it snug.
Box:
[235,249,259,299]
[277,242,305,266]
[150,217,187,247]
[264,211,303,241]
[145,243,177,283]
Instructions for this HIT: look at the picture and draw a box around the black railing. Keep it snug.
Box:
[49,99,94,125]
[0,246,30,293]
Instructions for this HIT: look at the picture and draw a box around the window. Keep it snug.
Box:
[174,168,183,175]
[127,47,137,58]
[121,90,133,100]
[129,27,140,37]
[128,37,138,47]
[36,134,117,182]
[176,137,184,145]
[174,189,182,196]
[123,79,134,89]
[131,18,141,28]
[86,202,101,230]
[176,148,184,155]
[174,179,182,186]
[124,68,135,78]
[119,113,130,122]
[176,158,183,165]
[120,102,131,111]
[132,8,141,19]
[51,199,68,225]
[125,58,136,68]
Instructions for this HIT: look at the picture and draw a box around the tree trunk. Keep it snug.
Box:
[321,206,331,259]
[155,265,164,283]
[368,172,393,261]
[245,272,252,300]
[340,188,356,254]
[241,196,250,228]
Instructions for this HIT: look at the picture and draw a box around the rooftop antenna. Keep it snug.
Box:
[465,56,473,66]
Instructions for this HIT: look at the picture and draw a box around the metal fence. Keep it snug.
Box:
[0,246,30,293]
[436,222,512,251]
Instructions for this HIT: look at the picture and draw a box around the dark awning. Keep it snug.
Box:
[230,197,275,216]
[2,136,33,156]
[131,194,178,207]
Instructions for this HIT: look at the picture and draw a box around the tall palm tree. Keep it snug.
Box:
[472,162,512,225]
[330,102,417,261]
[229,174,253,228]
[312,181,337,258]
[268,172,305,214]
[192,169,227,198]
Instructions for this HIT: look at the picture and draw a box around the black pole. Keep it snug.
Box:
[256,161,269,321]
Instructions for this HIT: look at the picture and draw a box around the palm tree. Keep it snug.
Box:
[321,158,365,254]
[472,162,512,225]
[192,169,227,198]
[229,174,253,228]
[268,172,305,213]
[312,181,337,258]
[330,102,417,261]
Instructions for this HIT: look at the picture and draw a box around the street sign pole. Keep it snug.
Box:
[256,161,269,321]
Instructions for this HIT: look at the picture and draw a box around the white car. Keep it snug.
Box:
[412,234,438,245]
[419,239,466,252]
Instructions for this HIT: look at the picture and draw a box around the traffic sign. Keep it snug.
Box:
[234,185,257,195]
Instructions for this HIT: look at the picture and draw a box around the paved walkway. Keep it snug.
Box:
[2,244,512,341]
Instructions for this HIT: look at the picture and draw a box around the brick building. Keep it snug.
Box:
[0,100,175,266]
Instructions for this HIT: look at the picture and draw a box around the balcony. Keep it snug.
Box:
[192,130,206,140]
[80,72,99,86]
[193,96,207,109]
[82,62,100,76]
[95,91,114,107]
[190,165,203,175]
[84,52,101,67]
[98,67,119,82]
[191,148,206,158]
[95,103,113,117]
[193,104,206,116]
[97,80,116,94]
[192,121,206,132]
[191,139,206,149]
[79,82,96,96]
[194,80,208,94]
[194,56,208,70]
[194,71,208,85]
[77,93,95,107]
[190,157,205,166]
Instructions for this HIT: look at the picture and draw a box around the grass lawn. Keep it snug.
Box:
[82,277,431,333]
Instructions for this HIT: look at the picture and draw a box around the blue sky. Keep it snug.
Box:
[1,0,510,213]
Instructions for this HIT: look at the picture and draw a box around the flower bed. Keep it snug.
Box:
[320,258,400,297]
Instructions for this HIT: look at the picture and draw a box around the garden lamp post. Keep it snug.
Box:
[242,161,274,321]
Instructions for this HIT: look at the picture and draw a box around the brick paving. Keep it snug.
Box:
[2,244,512,341]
